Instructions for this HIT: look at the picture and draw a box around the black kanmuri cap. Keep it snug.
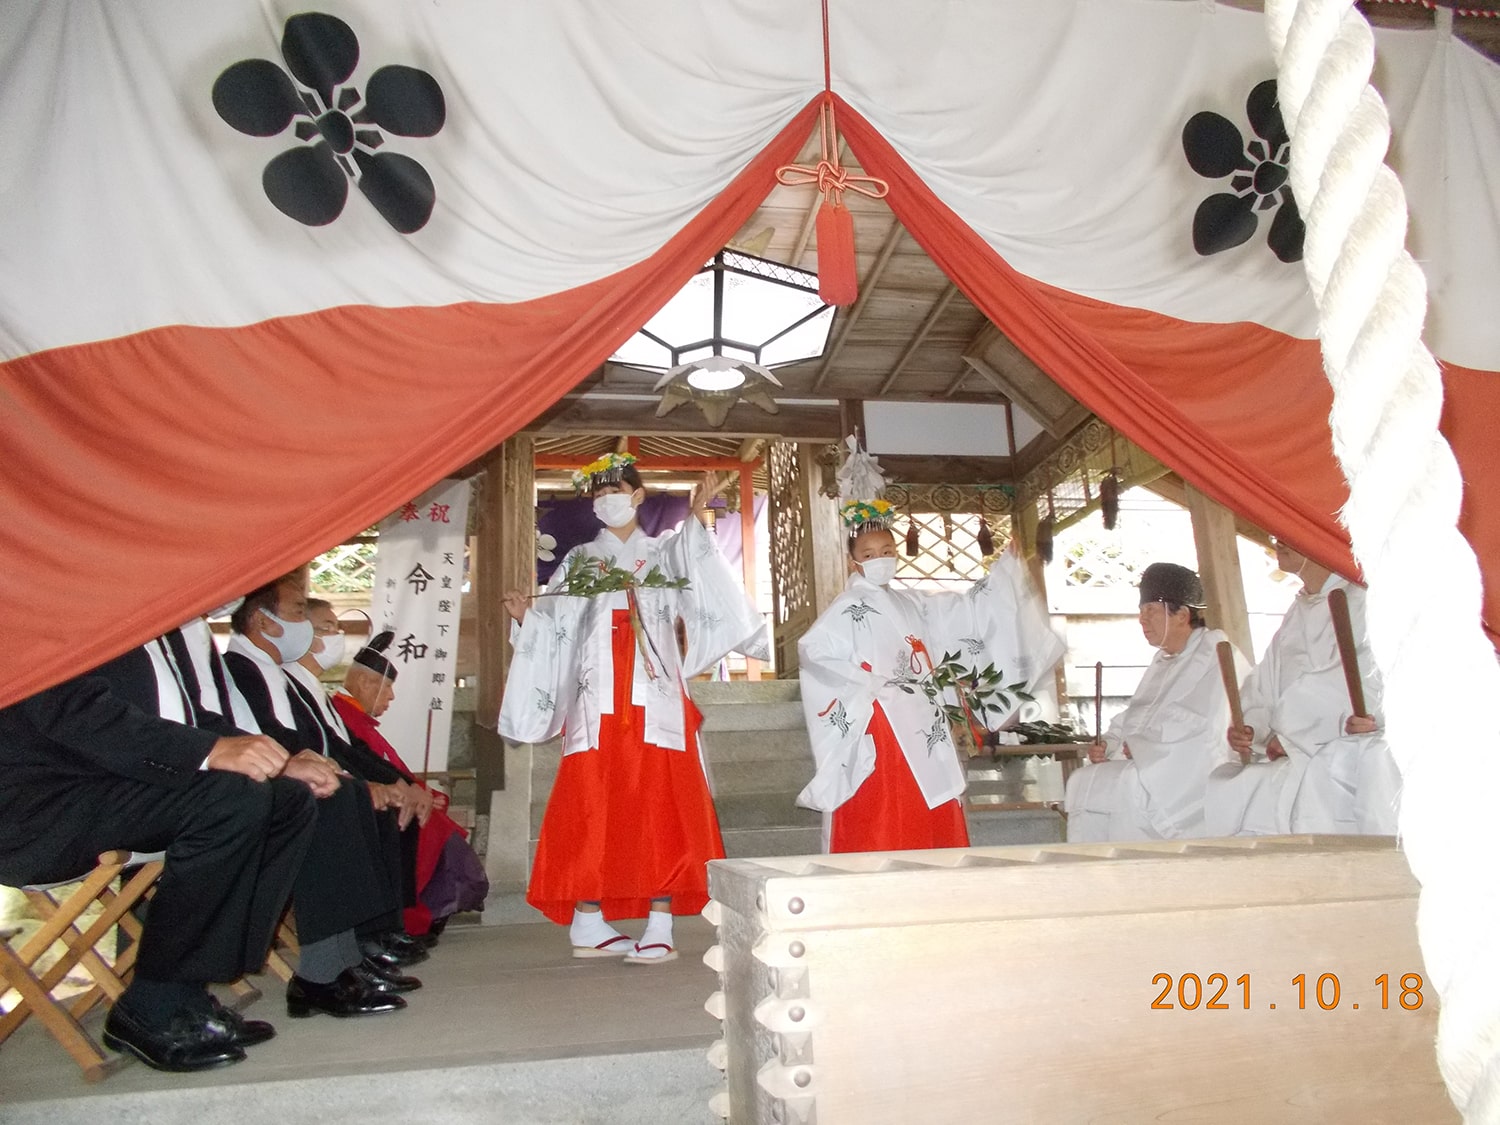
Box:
[353,629,398,681]
[1138,562,1206,609]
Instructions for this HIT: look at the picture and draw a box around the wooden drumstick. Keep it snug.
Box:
[1094,660,1103,742]
[1216,641,1244,730]
[1327,587,1369,718]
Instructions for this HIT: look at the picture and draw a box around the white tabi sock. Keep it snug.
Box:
[569,908,628,950]
[633,910,674,957]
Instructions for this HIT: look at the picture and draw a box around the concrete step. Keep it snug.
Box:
[722,825,823,859]
[699,728,814,765]
[696,699,804,732]
[688,679,800,705]
[713,792,821,830]
[706,757,815,796]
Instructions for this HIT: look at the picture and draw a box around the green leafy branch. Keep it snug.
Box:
[890,651,1032,738]
[555,553,690,598]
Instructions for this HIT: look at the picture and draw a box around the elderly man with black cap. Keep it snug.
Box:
[1064,562,1247,842]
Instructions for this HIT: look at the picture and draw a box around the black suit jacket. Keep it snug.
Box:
[0,639,217,791]
[0,634,219,871]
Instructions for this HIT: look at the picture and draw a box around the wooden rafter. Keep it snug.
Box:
[878,282,960,396]
[811,221,906,392]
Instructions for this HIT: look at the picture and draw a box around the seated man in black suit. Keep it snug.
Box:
[0,631,317,1072]
[224,571,428,990]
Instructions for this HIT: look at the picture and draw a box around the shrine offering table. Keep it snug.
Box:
[703,836,1450,1124]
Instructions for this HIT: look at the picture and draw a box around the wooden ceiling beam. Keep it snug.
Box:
[737,437,768,461]
[877,282,960,396]
[524,396,843,441]
[811,221,906,393]
[535,454,758,472]
[879,453,1017,486]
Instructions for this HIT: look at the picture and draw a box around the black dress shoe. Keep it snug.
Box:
[207,996,277,1047]
[286,970,407,1018]
[383,932,432,961]
[356,958,423,993]
[364,937,429,969]
[102,1004,247,1072]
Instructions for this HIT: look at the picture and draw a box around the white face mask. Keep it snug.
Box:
[207,596,245,619]
[313,631,347,670]
[262,608,315,664]
[593,492,637,528]
[859,557,897,586]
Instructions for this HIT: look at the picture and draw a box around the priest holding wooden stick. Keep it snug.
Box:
[1203,539,1400,836]
[1065,563,1246,842]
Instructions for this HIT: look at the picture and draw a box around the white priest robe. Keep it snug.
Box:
[1066,627,1244,842]
[796,552,1065,817]
[498,517,768,754]
[1203,576,1399,836]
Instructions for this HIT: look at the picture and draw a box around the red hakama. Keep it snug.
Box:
[527,609,725,924]
[829,702,970,853]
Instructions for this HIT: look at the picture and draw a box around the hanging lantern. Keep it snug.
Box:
[1037,490,1057,565]
[1100,469,1121,531]
[976,516,995,557]
[1036,516,1055,565]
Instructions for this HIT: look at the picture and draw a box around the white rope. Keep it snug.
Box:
[1265,3,1500,1118]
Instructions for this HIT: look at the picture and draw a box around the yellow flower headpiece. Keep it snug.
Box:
[571,452,638,493]
[840,498,897,536]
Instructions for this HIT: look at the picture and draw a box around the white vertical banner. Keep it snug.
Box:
[371,478,471,774]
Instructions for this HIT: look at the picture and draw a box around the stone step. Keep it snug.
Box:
[688,678,800,705]
[722,825,823,859]
[713,792,821,830]
[706,757,815,796]
[696,699,805,732]
[698,728,814,764]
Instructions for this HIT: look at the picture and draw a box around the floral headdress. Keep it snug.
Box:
[839,498,898,538]
[571,452,638,494]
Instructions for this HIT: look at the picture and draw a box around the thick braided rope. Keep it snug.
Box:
[1265,2,1500,1116]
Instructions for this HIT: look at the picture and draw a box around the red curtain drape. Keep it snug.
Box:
[3,91,1493,709]
[0,100,824,708]
[835,95,1499,647]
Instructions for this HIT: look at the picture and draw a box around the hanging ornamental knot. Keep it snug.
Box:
[1181,78,1306,264]
[775,156,888,204]
[212,12,446,234]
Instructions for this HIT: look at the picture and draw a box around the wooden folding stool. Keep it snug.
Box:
[0,850,164,1081]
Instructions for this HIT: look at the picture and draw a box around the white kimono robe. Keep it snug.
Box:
[1203,576,1399,836]
[796,551,1065,815]
[498,517,767,755]
[1066,627,1244,842]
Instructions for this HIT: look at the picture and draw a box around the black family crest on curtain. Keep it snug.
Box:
[212,13,446,234]
[1181,79,1305,264]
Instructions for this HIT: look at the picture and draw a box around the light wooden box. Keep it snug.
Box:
[703,836,1451,1124]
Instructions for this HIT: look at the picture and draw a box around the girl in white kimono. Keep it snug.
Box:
[499,454,766,963]
[797,503,1064,853]
[1065,562,1246,842]
[1204,540,1398,836]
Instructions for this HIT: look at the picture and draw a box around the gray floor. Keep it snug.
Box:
[0,916,723,1123]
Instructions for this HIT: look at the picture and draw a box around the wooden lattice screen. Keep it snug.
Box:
[883,484,1013,594]
[767,442,815,675]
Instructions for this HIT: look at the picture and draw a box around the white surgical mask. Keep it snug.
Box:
[313,631,347,670]
[262,608,315,664]
[207,596,245,618]
[859,557,897,586]
[593,492,637,528]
